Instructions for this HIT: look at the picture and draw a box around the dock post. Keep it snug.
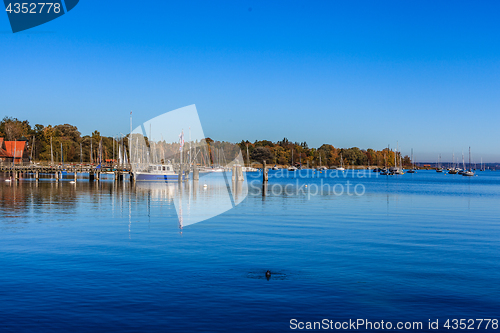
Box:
[178,166,183,184]
[89,172,94,181]
[193,167,199,181]
[237,165,244,181]
[14,171,19,180]
[96,172,100,181]
[129,172,134,182]
[55,172,59,182]
[263,161,268,182]
[74,172,77,182]
[35,170,39,180]
[232,165,236,181]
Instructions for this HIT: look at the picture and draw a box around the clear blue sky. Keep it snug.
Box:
[1,1,499,162]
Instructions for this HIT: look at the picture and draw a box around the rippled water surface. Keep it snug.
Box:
[1,170,499,332]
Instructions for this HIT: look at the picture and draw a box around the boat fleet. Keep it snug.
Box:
[131,134,479,182]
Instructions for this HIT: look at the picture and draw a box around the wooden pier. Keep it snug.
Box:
[1,164,246,183]
[0,164,133,182]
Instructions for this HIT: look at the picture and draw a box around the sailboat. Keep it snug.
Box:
[271,156,279,170]
[457,151,465,174]
[448,152,458,174]
[436,154,443,172]
[448,152,457,174]
[317,154,327,171]
[380,149,391,175]
[389,142,403,174]
[407,148,416,173]
[288,149,297,171]
[462,147,474,177]
[336,153,345,171]
[132,129,185,182]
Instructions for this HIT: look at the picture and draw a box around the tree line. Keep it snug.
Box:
[241,138,411,167]
[0,117,411,167]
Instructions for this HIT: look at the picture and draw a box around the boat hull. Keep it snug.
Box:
[134,173,185,182]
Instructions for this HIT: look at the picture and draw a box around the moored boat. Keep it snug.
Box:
[134,164,185,182]
[462,147,475,177]
[336,153,345,171]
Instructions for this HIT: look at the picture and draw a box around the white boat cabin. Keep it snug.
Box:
[148,164,174,173]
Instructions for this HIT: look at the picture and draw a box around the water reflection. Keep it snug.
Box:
[134,172,248,228]
[0,177,79,221]
[1,171,497,231]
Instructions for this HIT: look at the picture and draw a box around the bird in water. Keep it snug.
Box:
[265,270,271,280]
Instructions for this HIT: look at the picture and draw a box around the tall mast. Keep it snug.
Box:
[469,147,471,171]
[180,130,183,169]
[129,111,132,166]
[30,136,34,161]
[411,148,413,169]
[395,142,398,167]
[50,137,54,165]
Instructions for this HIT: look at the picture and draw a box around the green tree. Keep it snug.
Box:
[251,146,274,164]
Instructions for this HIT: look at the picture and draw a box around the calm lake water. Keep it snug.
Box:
[1,170,499,332]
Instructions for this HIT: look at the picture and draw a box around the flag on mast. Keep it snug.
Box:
[179,130,184,151]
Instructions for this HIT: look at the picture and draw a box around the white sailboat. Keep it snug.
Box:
[389,142,403,174]
[462,147,474,177]
[448,151,458,174]
[317,154,327,171]
[336,153,345,171]
[436,154,443,172]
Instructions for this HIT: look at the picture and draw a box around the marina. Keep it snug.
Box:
[2,1,500,331]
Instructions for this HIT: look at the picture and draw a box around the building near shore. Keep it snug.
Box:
[0,138,28,164]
